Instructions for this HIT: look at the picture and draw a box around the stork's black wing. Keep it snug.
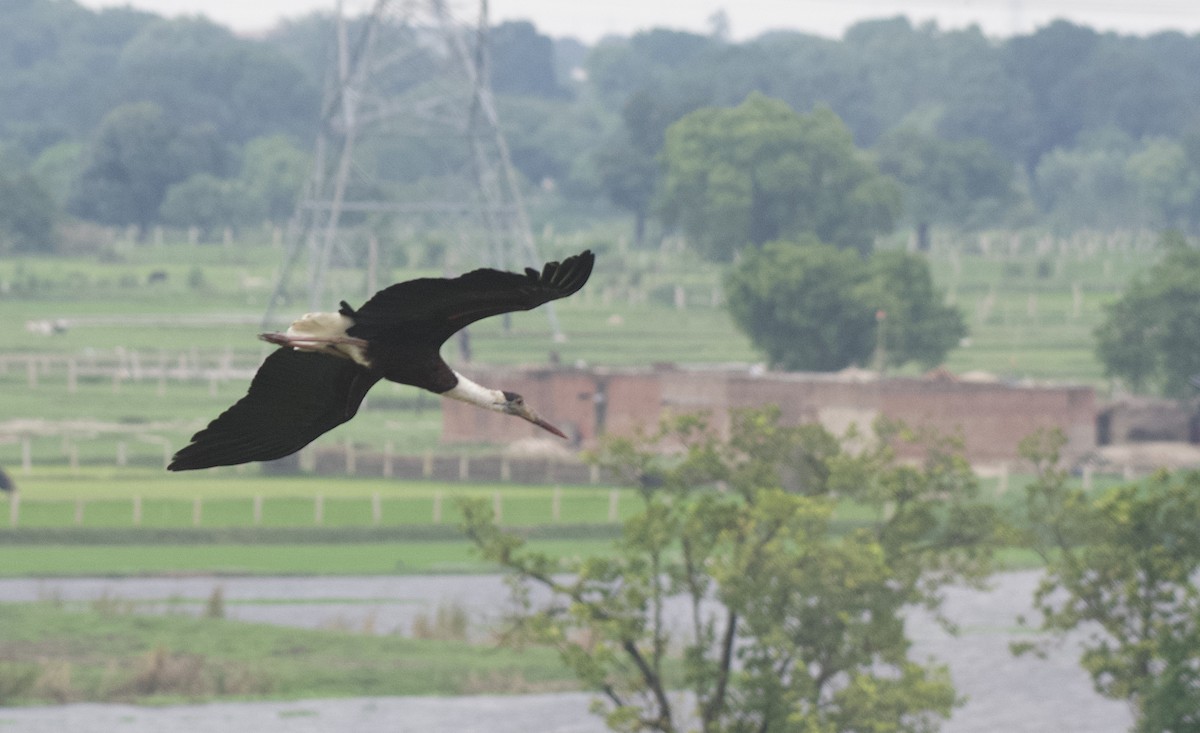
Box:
[347,249,594,346]
[168,348,380,471]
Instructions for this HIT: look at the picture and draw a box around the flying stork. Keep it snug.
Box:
[168,250,594,471]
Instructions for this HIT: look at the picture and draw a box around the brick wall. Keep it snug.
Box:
[440,367,1096,464]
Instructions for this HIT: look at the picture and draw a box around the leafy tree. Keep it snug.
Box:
[464,408,1002,733]
[68,102,226,232]
[489,21,564,98]
[661,94,900,260]
[1015,429,1200,732]
[1095,231,1200,396]
[159,174,261,238]
[870,250,968,370]
[0,172,57,253]
[725,239,964,372]
[875,128,1020,247]
[238,135,310,224]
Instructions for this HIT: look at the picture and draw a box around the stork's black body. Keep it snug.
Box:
[168,250,594,471]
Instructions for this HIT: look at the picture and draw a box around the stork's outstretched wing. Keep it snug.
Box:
[346,249,594,346]
[168,349,380,471]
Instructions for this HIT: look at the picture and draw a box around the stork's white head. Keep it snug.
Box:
[500,390,568,439]
[445,372,568,439]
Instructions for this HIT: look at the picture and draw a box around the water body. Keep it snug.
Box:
[0,571,1131,732]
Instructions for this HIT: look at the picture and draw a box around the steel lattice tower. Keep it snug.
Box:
[263,0,560,343]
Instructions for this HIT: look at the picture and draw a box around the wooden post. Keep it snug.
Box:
[371,492,382,526]
[552,486,561,522]
[21,438,31,474]
[132,496,142,526]
[1082,464,1094,492]
[500,456,511,482]
[116,441,127,467]
[253,495,263,525]
[492,490,502,523]
[9,493,19,527]
[422,451,433,478]
[458,455,469,481]
[432,490,442,523]
[314,493,324,525]
[68,442,78,473]
[383,441,394,478]
[192,496,202,527]
[589,464,599,485]
[608,489,620,522]
[345,440,356,474]
[74,499,85,526]
[67,359,77,393]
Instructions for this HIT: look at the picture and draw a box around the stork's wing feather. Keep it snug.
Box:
[168,348,380,471]
[348,249,594,345]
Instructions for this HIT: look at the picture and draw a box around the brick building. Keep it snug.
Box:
[441,365,1096,465]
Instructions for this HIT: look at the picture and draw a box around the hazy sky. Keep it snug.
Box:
[76,0,1200,41]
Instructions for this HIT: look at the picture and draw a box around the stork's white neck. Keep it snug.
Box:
[444,371,505,410]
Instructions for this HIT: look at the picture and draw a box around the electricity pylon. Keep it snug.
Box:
[263,0,561,342]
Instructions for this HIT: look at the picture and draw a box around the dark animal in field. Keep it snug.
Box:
[168,251,594,471]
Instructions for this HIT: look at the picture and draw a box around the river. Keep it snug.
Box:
[0,571,1131,732]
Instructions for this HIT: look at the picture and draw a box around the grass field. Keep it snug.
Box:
[0,601,581,704]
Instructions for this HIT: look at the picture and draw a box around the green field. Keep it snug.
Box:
[0,601,581,704]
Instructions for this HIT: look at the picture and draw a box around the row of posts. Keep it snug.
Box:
[4,487,623,528]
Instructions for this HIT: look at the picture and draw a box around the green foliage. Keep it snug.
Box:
[1095,231,1200,395]
[68,102,229,231]
[464,408,1003,732]
[0,601,576,704]
[1015,429,1200,732]
[159,174,261,237]
[0,172,58,252]
[725,239,964,372]
[661,94,901,260]
[875,127,1021,236]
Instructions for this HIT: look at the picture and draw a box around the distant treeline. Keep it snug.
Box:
[1,0,1198,252]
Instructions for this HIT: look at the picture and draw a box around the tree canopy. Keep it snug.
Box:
[1095,231,1200,396]
[661,95,900,260]
[465,408,1002,733]
[725,238,965,372]
[1016,430,1200,732]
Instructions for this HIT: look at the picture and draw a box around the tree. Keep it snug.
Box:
[238,135,309,224]
[1015,429,1200,732]
[661,94,900,260]
[724,239,964,372]
[68,102,227,232]
[1095,231,1200,396]
[875,128,1020,248]
[159,174,261,238]
[0,172,57,253]
[464,408,1002,733]
[870,250,968,370]
[489,21,564,98]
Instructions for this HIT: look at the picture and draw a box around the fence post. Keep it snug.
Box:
[192,496,202,527]
[589,464,599,485]
[345,440,356,475]
[132,495,142,526]
[315,493,324,525]
[253,495,263,525]
[371,492,382,526]
[492,490,502,523]
[500,456,510,482]
[117,442,127,467]
[423,451,433,479]
[552,486,561,522]
[459,455,469,481]
[432,490,442,523]
[383,441,394,478]
[21,438,31,474]
[608,489,619,522]
[9,493,18,527]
